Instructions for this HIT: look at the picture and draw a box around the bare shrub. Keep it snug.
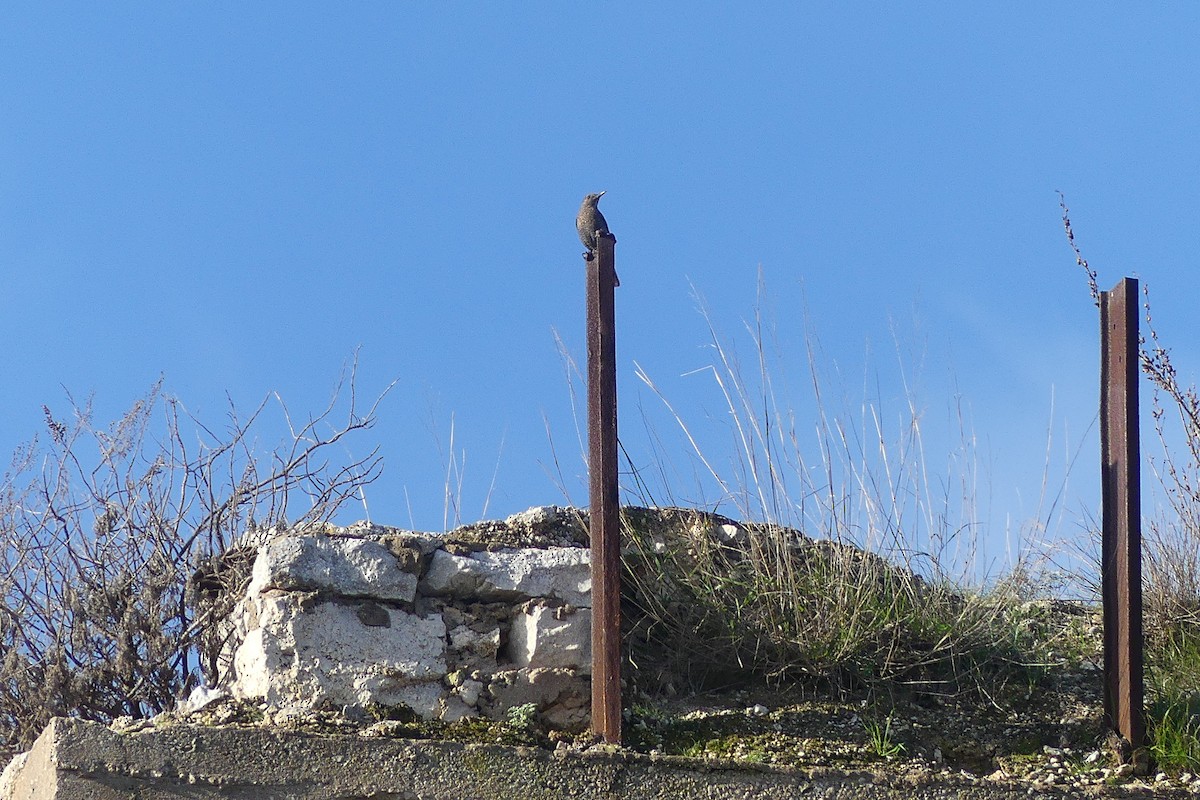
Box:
[1139,295,1200,631]
[0,362,389,748]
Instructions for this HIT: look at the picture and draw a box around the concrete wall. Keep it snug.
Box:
[0,718,1089,800]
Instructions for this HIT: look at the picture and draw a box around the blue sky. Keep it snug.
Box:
[3,6,1198,575]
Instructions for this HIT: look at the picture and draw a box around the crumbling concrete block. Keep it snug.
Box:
[447,621,501,670]
[0,753,26,800]
[231,594,447,716]
[509,604,591,673]
[420,547,590,606]
[249,535,419,602]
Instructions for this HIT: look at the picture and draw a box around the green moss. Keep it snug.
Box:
[462,747,497,777]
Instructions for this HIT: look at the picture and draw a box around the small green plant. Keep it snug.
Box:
[498,702,543,747]
[863,713,906,759]
[503,702,539,731]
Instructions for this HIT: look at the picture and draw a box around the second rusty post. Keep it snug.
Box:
[587,232,621,743]
[1099,277,1145,756]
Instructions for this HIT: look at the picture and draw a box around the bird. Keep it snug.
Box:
[576,191,609,254]
[576,191,619,285]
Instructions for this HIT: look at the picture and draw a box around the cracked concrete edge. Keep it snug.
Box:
[0,718,1138,800]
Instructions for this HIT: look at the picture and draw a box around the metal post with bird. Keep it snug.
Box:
[577,191,619,285]
[580,190,621,744]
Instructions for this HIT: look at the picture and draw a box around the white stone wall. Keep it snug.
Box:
[223,507,593,730]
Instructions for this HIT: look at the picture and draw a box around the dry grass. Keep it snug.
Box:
[618,276,1078,705]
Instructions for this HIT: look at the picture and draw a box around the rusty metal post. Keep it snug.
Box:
[586,232,621,744]
[1100,277,1145,756]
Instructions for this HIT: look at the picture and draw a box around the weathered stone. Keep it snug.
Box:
[448,622,501,669]
[420,547,590,606]
[509,604,591,672]
[443,506,589,550]
[249,535,419,602]
[231,594,446,716]
[505,505,584,538]
[456,678,484,707]
[483,668,590,732]
[356,600,391,627]
[438,695,476,723]
[717,522,746,544]
[0,753,26,800]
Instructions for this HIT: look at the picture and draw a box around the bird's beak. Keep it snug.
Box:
[598,190,606,197]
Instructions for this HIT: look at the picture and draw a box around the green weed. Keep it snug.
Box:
[863,713,906,759]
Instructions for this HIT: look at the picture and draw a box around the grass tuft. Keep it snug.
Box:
[1147,625,1200,771]
[863,712,907,759]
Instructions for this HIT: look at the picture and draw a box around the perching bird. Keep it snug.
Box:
[576,191,619,285]
[576,191,609,254]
